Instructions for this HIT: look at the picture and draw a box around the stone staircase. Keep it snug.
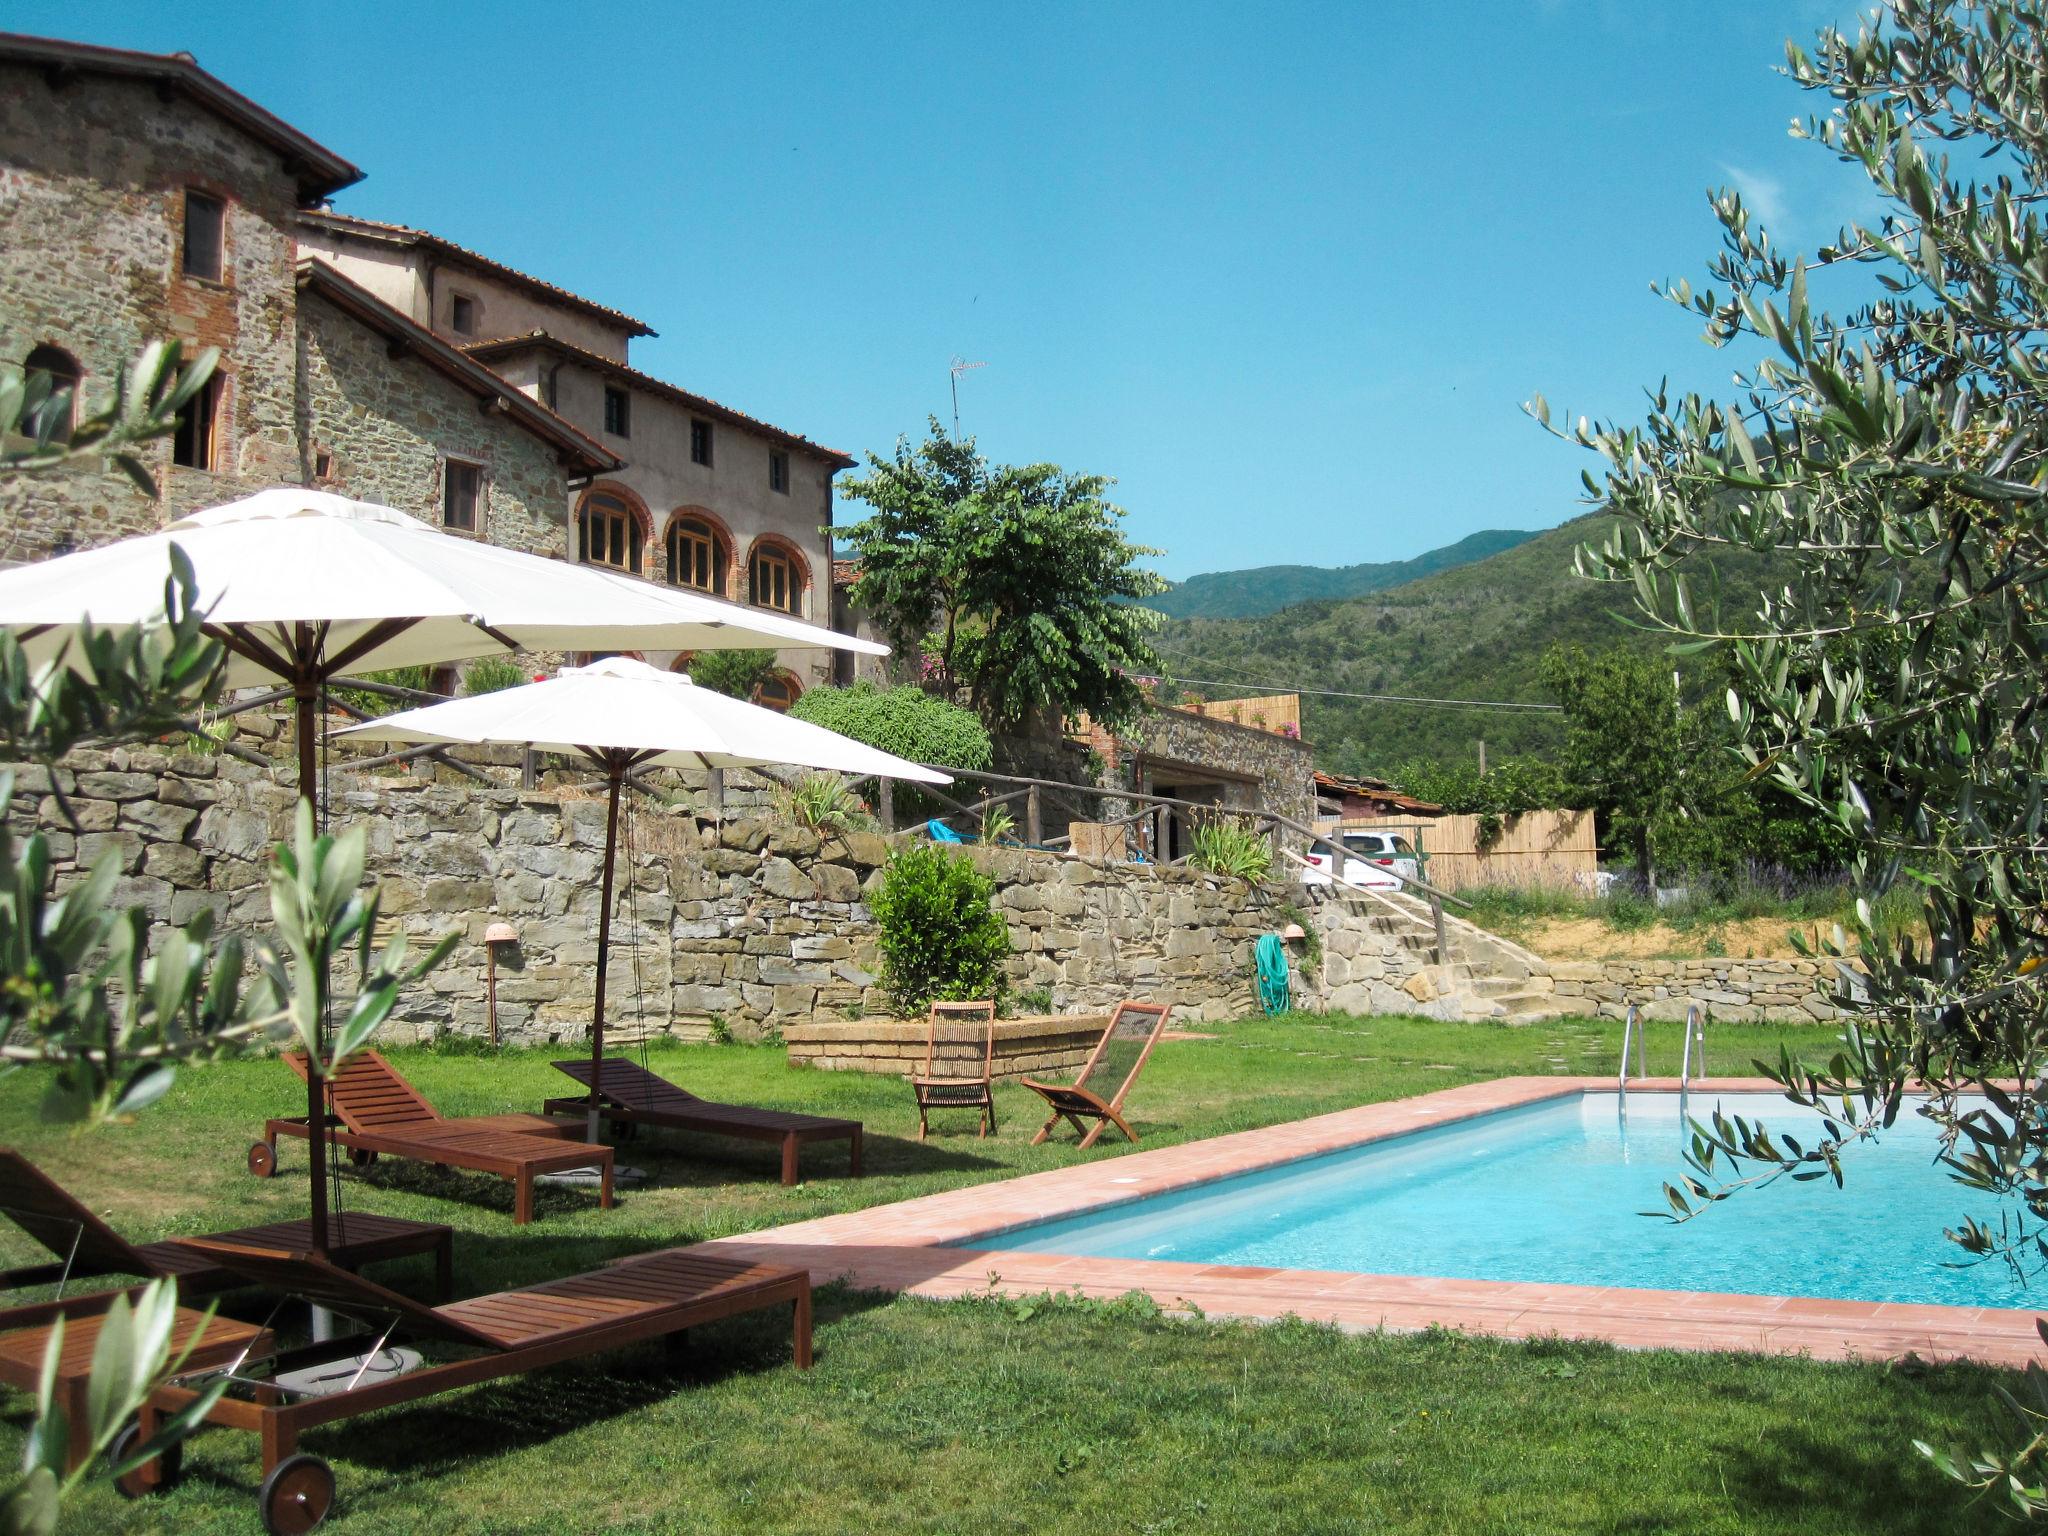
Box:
[1301,882,1562,1024]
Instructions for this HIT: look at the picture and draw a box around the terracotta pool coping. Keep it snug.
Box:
[684,1076,2044,1369]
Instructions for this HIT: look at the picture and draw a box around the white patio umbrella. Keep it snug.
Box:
[0,488,886,1252]
[337,656,951,1137]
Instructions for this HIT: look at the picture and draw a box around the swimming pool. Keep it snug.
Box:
[972,1091,2031,1309]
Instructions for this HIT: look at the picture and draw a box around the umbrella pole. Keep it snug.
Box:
[293,676,332,1259]
[588,760,623,1143]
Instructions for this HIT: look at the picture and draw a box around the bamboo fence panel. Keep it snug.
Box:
[1343,808,1598,893]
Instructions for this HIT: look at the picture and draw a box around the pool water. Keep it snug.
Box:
[975,1092,2035,1308]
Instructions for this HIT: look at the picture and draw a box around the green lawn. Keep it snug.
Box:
[0,1013,2026,1534]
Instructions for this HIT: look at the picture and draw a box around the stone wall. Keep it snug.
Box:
[17,745,1431,1045]
[297,291,569,561]
[1547,957,1859,1023]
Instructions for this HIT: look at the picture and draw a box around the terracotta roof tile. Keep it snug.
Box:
[299,211,655,338]
[463,330,855,469]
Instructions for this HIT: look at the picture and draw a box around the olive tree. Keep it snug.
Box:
[1537,0,2048,1512]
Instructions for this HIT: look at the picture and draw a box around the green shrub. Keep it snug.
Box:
[334,664,436,718]
[778,773,863,835]
[689,649,779,701]
[870,844,1010,1014]
[1188,817,1273,883]
[461,656,527,696]
[786,682,992,771]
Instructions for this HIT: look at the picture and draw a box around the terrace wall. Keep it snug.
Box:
[11,743,1466,1048]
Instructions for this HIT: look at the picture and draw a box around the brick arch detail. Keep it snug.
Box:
[579,479,653,537]
[662,504,739,593]
[743,533,813,619]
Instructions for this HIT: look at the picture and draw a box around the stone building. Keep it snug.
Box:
[0,34,620,565]
[298,211,857,705]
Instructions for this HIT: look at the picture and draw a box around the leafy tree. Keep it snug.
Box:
[1540,1,2048,1513]
[1537,645,1685,886]
[786,682,993,771]
[686,648,778,702]
[1389,754,1574,848]
[838,420,1168,731]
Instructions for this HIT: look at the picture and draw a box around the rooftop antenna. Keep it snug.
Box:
[948,355,986,435]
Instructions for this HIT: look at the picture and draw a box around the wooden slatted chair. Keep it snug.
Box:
[544,1058,863,1184]
[132,1240,812,1530]
[250,1054,613,1225]
[0,1146,452,1328]
[1020,1001,1173,1149]
[910,1000,998,1140]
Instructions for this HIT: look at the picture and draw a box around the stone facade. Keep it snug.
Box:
[0,60,310,558]
[0,48,610,569]
[1546,957,1860,1024]
[296,291,569,560]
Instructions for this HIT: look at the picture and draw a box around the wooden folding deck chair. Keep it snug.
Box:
[250,1052,613,1224]
[131,1239,812,1531]
[544,1058,863,1184]
[0,1146,452,1329]
[910,1000,998,1140]
[1020,1001,1173,1149]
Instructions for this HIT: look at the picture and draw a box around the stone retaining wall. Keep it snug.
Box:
[18,746,1431,1045]
[1547,957,1860,1022]
[783,1015,1109,1081]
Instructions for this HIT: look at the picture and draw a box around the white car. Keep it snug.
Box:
[1300,830,1421,891]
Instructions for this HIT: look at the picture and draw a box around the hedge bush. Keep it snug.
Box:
[787,682,992,771]
[869,844,1010,1013]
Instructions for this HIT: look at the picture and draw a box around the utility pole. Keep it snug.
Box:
[1477,738,1487,776]
[948,355,986,434]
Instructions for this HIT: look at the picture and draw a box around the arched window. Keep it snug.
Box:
[23,345,80,442]
[748,542,805,616]
[576,489,643,575]
[665,514,728,596]
[754,671,801,712]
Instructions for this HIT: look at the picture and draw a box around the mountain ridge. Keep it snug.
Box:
[1150,527,1543,620]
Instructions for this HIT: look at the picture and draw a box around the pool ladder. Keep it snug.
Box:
[1616,1003,1707,1101]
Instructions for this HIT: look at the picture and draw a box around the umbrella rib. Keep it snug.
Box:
[324,617,425,678]
[203,623,296,680]
[469,619,520,651]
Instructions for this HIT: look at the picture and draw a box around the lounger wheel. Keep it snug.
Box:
[108,1420,182,1498]
[348,1147,378,1168]
[248,1140,277,1178]
[259,1452,335,1535]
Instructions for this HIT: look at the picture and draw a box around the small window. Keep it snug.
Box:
[665,515,728,596]
[604,386,631,438]
[749,544,802,615]
[22,345,80,442]
[754,673,799,712]
[541,368,559,410]
[449,294,477,336]
[690,417,713,466]
[170,373,222,469]
[443,460,482,531]
[182,190,224,282]
[577,491,642,574]
[313,447,333,479]
[769,449,789,494]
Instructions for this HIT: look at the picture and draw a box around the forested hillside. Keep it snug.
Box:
[1154,513,1772,776]
[1149,528,1540,620]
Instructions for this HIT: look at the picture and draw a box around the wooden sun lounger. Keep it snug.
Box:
[252,1053,612,1224]
[0,1146,453,1329]
[1021,1001,1173,1149]
[544,1058,863,1184]
[134,1240,811,1529]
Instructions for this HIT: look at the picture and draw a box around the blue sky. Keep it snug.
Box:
[18,1,1869,579]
